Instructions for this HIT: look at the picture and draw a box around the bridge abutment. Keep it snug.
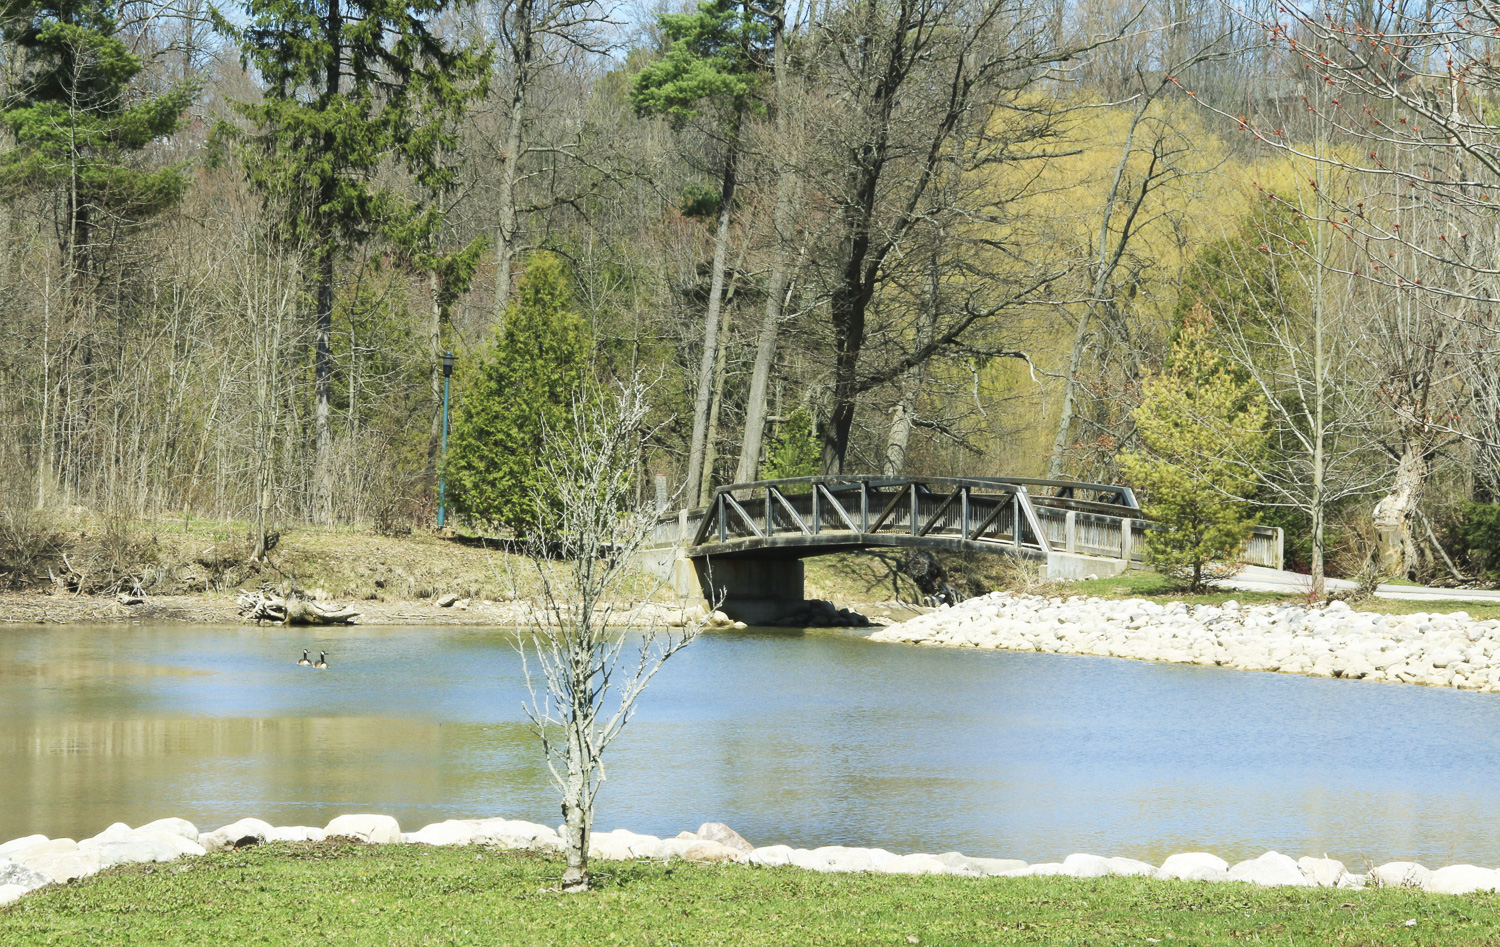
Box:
[691,557,806,624]
[652,555,804,624]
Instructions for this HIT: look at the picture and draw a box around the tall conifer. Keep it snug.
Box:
[213,0,488,523]
[0,0,193,285]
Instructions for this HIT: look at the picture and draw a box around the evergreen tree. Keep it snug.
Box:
[762,407,819,480]
[1121,305,1269,592]
[213,0,488,524]
[629,0,768,125]
[0,0,193,285]
[446,254,591,533]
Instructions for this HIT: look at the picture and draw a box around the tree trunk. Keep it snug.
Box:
[561,726,591,892]
[1373,439,1427,580]
[883,261,938,476]
[429,271,443,480]
[683,114,742,504]
[311,0,341,526]
[1046,310,1090,480]
[734,2,793,485]
[492,38,529,325]
[312,254,335,525]
[882,399,913,476]
[820,251,872,474]
[700,310,732,504]
[735,272,783,484]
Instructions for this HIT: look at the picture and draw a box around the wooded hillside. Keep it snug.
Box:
[4,0,1500,588]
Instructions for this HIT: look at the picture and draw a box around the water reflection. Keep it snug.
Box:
[3,622,1500,867]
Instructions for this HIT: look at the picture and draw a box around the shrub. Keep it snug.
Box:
[1459,502,1500,581]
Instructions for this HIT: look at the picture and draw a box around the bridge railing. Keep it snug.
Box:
[682,476,1054,555]
[648,476,1282,571]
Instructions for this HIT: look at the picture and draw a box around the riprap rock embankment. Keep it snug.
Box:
[869,591,1500,691]
[8,815,1500,899]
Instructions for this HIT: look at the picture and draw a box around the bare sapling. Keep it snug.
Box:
[518,378,705,893]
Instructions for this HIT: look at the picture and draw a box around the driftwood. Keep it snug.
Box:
[236,586,359,625]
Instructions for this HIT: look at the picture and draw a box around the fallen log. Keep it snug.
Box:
[236,586,359,625]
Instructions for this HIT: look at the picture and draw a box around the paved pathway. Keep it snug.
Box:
[1220,565,1500,603]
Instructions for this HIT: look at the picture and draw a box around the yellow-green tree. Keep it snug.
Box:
[1122,305,1268,591]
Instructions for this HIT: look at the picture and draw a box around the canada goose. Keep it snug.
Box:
[314,651,328,669]
[297,650,312,667]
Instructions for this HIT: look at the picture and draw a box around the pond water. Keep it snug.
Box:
[4,621,1500,866]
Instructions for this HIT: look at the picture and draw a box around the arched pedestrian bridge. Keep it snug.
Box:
[643,476,1284,622]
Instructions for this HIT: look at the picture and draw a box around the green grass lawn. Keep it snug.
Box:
[2,842,1497,946]
[1066,572,1500,620]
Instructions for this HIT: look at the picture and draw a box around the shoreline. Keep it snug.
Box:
[871,590,1500,692]
[5,811,1500,904]
[0,591,919,628]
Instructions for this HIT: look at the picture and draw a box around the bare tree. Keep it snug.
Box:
[1199,0,1496,577]
[799,0,1116,473]
[1184,176,1387,597]
[1045,67,1223,480]
[484,0,615,319]
[519,377,704,892]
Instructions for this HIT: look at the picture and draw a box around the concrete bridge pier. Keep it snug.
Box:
[667,555,806,624]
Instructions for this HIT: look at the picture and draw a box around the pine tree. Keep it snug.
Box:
[0,0,193,285]
[445,254,591,534]
[213,0,488,524]
[1121,305,1269,592]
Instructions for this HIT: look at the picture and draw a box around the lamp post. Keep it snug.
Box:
[437,351,455,528]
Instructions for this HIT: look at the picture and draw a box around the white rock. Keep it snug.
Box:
[88,838,182,868]
[406,821,480,846]
[0,884,27,905]
[745,845,794,867]
[1025,862,1068,876]
[1371,862,1433,889]
[1157,852,1229,881]
[870,591,1500,691]
[1426,865,1500,895]
[589,829,662,859]
[933,853,1028,876]
[1227,851,1309,887]
[1062,853,1112,878]
[11,839,77,859]
[1297,856,1348,887]
[199,818,275,853]
[263,826,325,843]
[19,851,101,884]
[679,840,746,864]
[791,846,873,873]
[871,853,948,875]
[0,836,47,857]
[82,822,134,846]
[0,857,50,890]
[135,818,199,841]
[588,829,657,861]
[471,819,562,852]
[696,822,754,853]
[1104,857,1158,877]
[324,814,401,844]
